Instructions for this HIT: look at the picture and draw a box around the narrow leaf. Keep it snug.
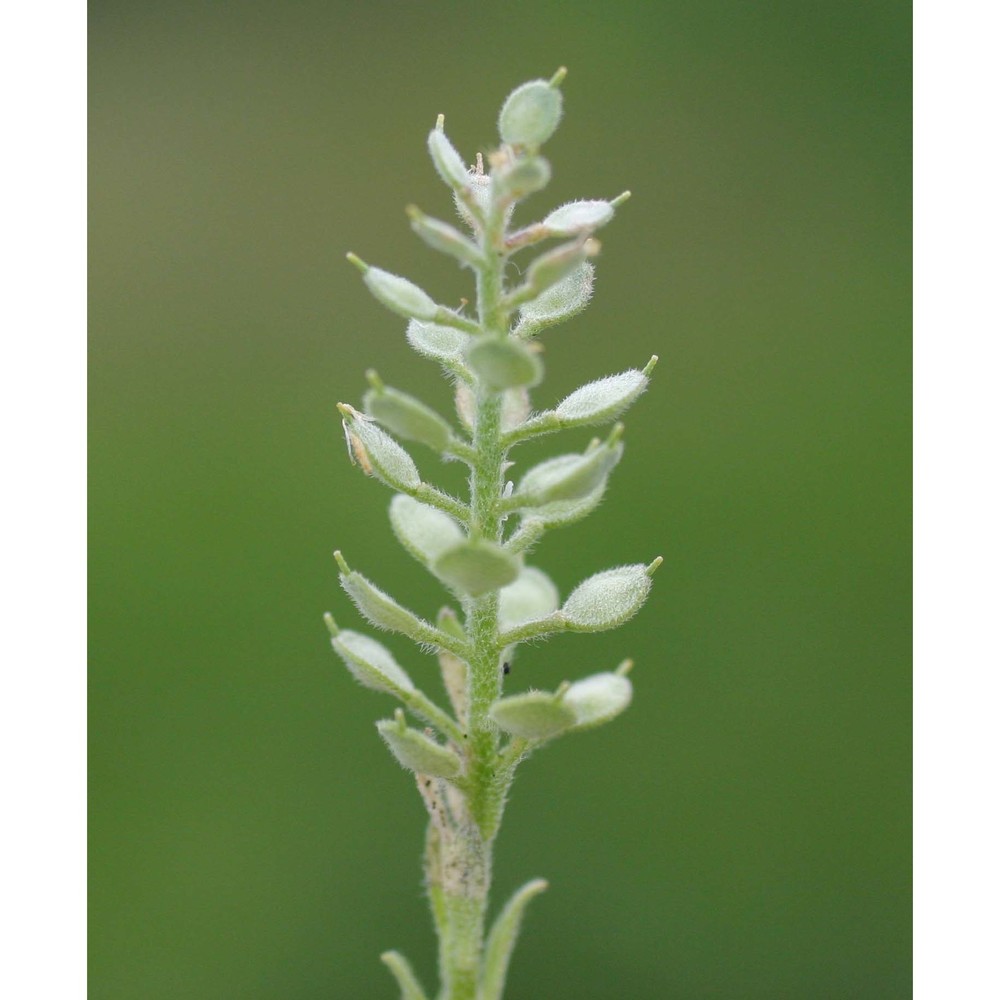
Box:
[479,879,549,1000]
[380,950,430,1000]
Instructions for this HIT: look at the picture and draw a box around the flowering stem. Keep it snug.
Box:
[428,202,512,1000]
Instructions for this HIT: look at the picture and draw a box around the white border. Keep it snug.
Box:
[0,2,87,996]
[914,1,1000,996]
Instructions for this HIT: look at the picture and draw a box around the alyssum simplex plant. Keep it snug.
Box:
[328,69,660,1000]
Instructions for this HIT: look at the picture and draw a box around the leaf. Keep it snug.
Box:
[380,950,430,1000]
[479,879,549,1000]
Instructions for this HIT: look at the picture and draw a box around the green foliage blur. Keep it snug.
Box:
[90,1,911,996]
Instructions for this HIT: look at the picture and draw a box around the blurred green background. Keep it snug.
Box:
[90,1,910,996]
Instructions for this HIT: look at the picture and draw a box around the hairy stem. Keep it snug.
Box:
[430,215,511,1000]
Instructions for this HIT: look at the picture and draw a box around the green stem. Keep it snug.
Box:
[430,211,511,1000]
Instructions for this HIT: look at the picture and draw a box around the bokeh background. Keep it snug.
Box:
[90,1,911,997]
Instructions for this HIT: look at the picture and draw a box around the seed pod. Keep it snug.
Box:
[340,403,420,490]
[498,78,564,147]
[364,376,454,452]
[377,710,462,779]
[427,120,470,190]
[337,556,443,645]
[433,539,521,597]
[525,478,608,529]
[350,255,439,322]
[560,563,656,633]
[329,625,415,695]
[489,691,576,740]
[507,239,599,310]
[406,320,472,369]
[467,336,543,390]
[543,199,615,236]
[554,365,653,427]
[516,261,594,335]
[493,156,551,204]
[516,432,623,506]
[389,494,465,567]
[498,567,560,630]
[407,206,483,267]
[564,671,633,728]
